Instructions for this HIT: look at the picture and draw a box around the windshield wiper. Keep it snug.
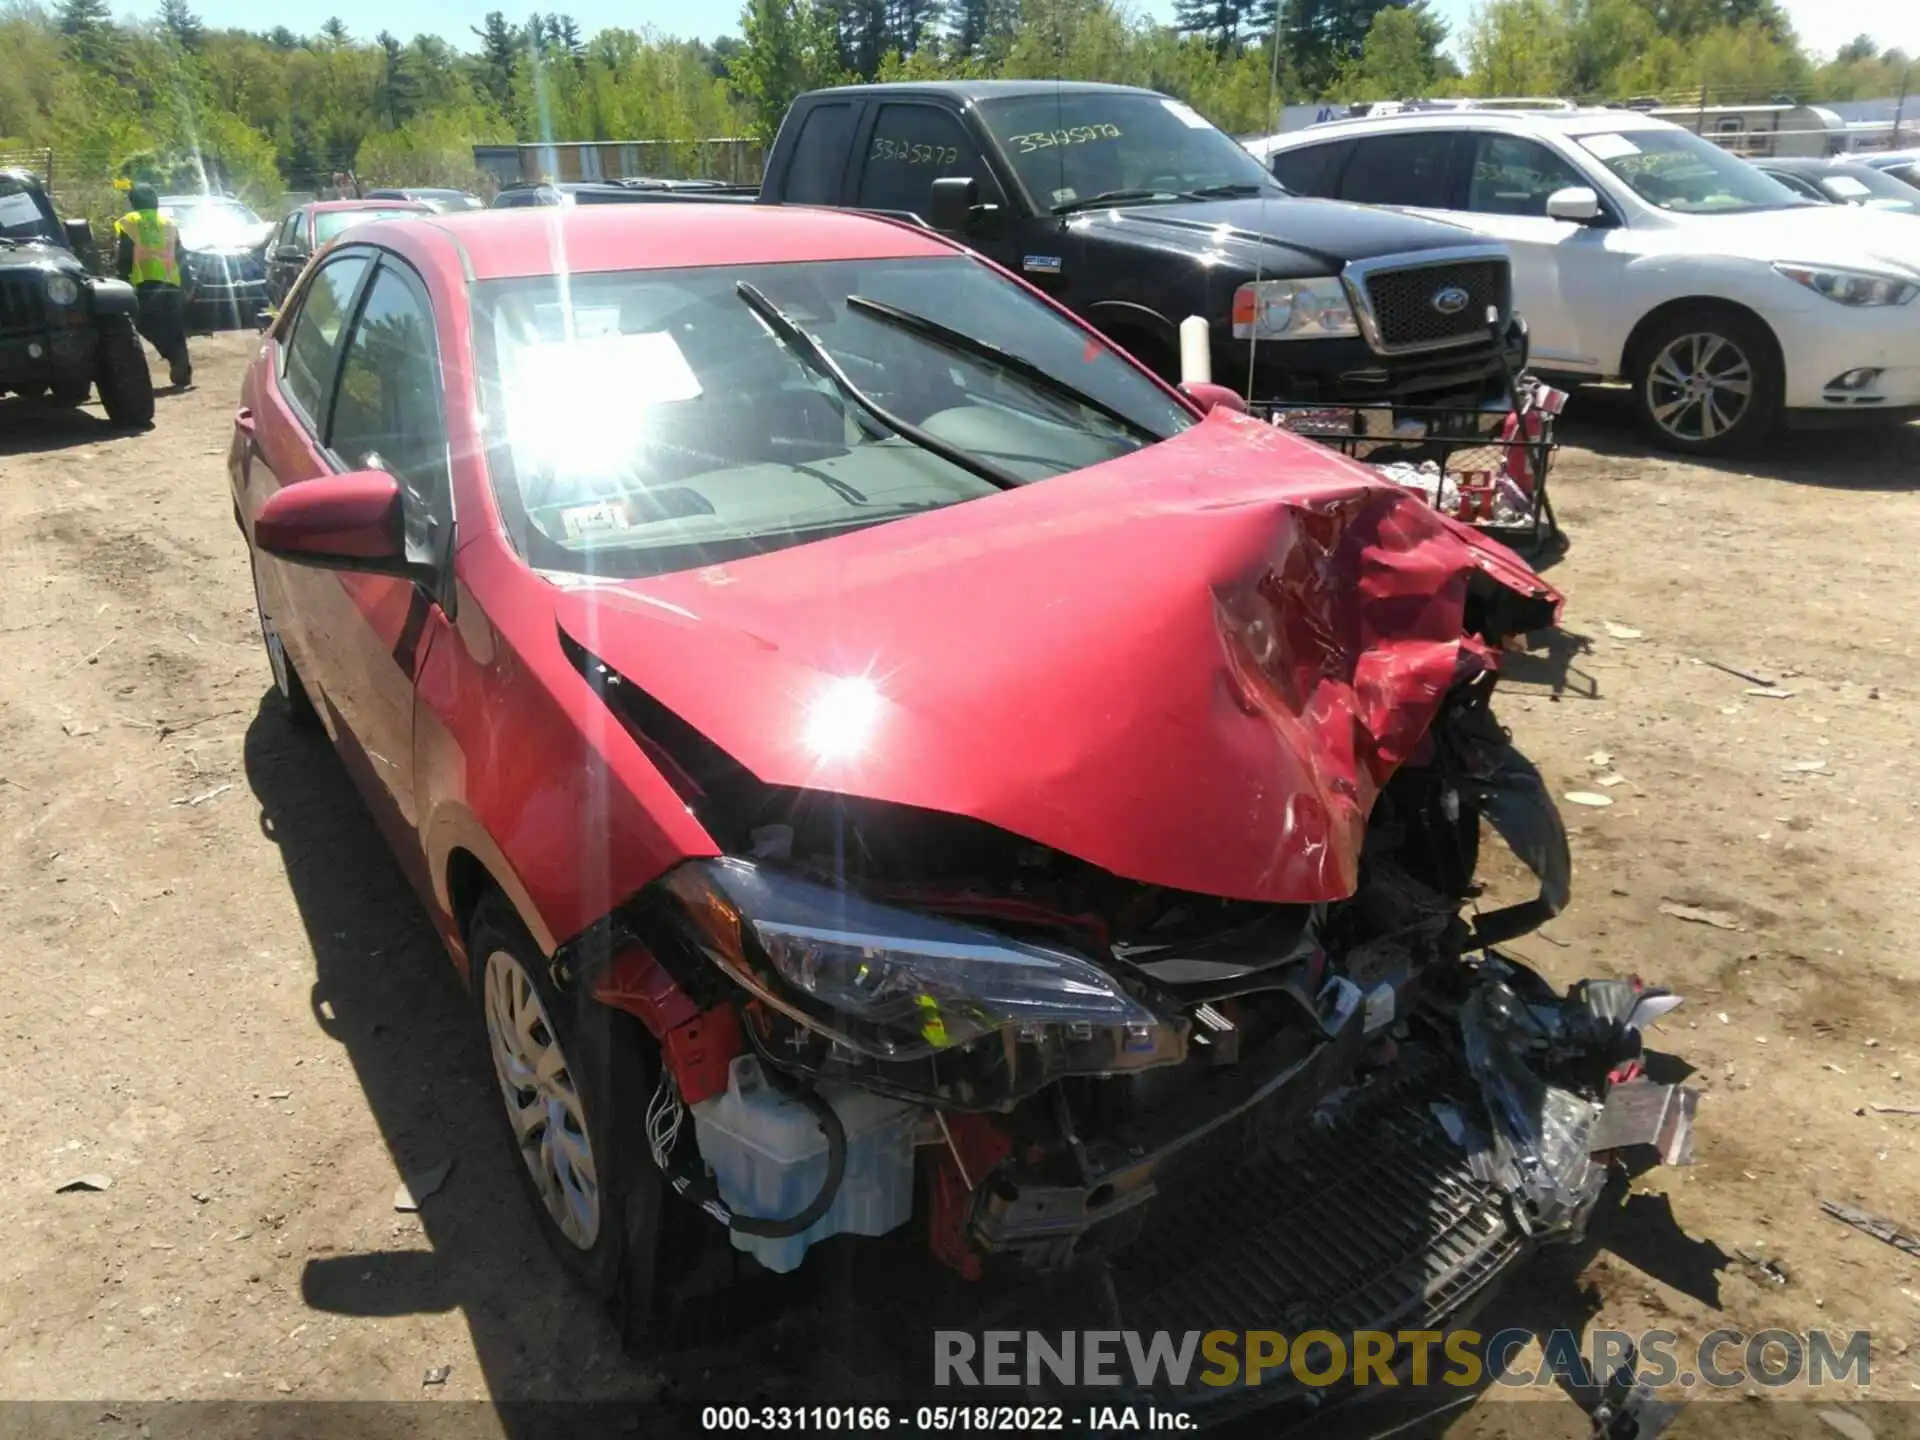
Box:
[735,281,1021,491]
[846,295,1164,444]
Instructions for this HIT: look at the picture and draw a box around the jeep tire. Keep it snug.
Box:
[94,319,155,429]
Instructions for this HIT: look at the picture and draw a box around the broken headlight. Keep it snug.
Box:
[663,858,1175,1069]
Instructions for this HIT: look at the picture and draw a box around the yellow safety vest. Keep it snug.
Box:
[116,209,181,286]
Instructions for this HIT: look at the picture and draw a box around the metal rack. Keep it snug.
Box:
[1254,379,1564,554]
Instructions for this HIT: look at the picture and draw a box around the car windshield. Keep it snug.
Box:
[472,255,1194,580]
[0,175,59,242]
[162,198,263,231]
[313,207,426,243]
[1817,166,1920,211]
[976,92,1283,213]
[1574,129,1810,213]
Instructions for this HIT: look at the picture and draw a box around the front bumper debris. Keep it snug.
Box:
[994,960,1697,1426]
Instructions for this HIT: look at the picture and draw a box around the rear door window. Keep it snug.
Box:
[1268,139,1350,197]
[854,103,993,219]
[785,101,856,204]
[1339,131,1456,207]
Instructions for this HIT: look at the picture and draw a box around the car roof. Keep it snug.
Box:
[1261,107,1683,148]
[800,79,1161,102]
[402,203,956,281]
[308,198,432,212]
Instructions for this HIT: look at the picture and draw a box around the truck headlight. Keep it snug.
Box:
[1232,277,1359,340]
[664,858,1168,1064]
[1773,262,1917,307]
[44,273,79,306]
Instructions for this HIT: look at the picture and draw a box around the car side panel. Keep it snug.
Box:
[395,258,721,961]
[411,539,723,967]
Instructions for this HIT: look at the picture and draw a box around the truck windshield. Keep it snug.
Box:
[472,255,1194,580]
[1574,129,1811,214]
[976,92,1283,213]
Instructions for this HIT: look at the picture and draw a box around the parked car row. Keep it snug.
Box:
[1250,106,1920,454]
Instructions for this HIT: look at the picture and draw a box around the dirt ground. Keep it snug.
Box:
[2,335,1918,1439]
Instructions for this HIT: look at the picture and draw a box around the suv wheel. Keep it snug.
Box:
[94,319,155,429]
[1630,308,1779,456]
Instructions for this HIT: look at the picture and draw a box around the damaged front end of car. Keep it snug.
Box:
[544,449,1697,1424]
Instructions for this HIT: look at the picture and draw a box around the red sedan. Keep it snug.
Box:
[231,203,1667,1411]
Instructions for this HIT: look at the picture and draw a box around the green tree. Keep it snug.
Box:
[1335,5,1435,97]
[377,31,423,126]
[1462,0,1569,95]
[319,16,350,48]
[471,11,522,116]
[159,0,203,50]
[729,0,843,143]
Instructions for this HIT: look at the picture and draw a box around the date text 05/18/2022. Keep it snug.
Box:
[701,1406,1194,1432]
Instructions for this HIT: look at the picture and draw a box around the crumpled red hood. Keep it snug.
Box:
[553,410,1560,904]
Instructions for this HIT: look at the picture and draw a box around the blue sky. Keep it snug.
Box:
[148,0,1920,67]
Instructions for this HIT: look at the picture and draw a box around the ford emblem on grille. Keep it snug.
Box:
[1430,285,1470,316]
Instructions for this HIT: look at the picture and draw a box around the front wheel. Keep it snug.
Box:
[469,895,691,1348]
[1630,309,1780,456]
[93,320,155,429]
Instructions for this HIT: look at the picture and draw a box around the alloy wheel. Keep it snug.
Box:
[1646,331,1754,444]
[483,948,602,1250]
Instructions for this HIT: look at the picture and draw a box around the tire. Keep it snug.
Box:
[93,320,155,429]
[249,558,318,727]
[51,378,90,406]
[468,893,696,1350]
[1629,307,1780,457]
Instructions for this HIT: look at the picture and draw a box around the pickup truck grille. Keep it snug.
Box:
[0,274,48,333]
[1359,257,1507,352]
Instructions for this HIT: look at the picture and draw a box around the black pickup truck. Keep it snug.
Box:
[648,81,1528,407]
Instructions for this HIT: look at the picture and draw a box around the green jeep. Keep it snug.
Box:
[0,168,154,427]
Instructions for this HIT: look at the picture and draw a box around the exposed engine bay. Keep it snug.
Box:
[554,611,1693,1328]
[544,489,1698,1426]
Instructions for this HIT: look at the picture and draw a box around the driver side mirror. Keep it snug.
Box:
[1545,186,1603,224]
[254,471,429,582]
[63,217,94,251]
[275,246,306,263]
[928,175,1001,237]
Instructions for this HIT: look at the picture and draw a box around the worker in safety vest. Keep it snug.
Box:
[113,184,192,389]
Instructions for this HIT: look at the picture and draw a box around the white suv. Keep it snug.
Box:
[1251,109,1920,454]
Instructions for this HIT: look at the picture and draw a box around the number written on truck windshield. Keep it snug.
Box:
[1007,125,1123,153]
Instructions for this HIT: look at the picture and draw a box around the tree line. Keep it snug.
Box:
[0,0,1910,217]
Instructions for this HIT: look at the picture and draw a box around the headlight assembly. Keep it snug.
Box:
[1773,262,1918,307]
[660,858,1183,1097]
[44,272,79,306]
[1231,277,1359,341]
